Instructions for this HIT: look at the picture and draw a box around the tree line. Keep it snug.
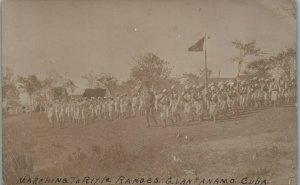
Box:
[3,40,296,113]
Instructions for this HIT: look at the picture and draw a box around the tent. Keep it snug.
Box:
[82,88,110,98]
[108,85,131,97]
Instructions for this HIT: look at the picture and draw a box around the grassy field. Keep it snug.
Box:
[3,105,297,185]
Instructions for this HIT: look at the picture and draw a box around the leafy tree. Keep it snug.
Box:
[63,79,77,94]
[96,73,118,88]
[272,47,296,80]
[244,58,273,77]
[42,71,63,100]
[121,79,136,88]
[42,71,76,99]
[130,53,173,84]
[81,71,98,88]
[230,40,264,77]
[17,75,42,111]
[44,71,64,87]
[3,67,20,111]
[82,71,118,89]
[245,48,296,80]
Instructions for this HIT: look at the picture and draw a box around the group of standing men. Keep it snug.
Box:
[47,77,296,128]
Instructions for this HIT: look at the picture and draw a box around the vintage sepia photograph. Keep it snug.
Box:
[2,0,297,185]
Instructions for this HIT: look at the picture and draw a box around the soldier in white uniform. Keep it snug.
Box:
[47,104,54,128]
[159,89,170,128]
[114,95,120,119]
[108,98,115,121]
[138,93,145,116]
[120,95,124,119]
[170,85,181,123]
[208,86,218,123]
[270,79,279,107]
[182,86,192,122]
[155,91,162,112]
[194,85,205,122]
[131,94,138,117]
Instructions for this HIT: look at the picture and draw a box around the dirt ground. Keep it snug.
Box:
[3,105,297,185]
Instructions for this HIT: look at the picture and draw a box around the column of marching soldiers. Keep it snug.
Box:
[46,77,296,128]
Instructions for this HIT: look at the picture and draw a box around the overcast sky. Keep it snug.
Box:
[3,0,296,93]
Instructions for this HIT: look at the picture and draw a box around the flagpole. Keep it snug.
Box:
[204,33,208,89]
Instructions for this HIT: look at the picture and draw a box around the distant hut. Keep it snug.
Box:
[82,88,111,98]
[108,85,131,97]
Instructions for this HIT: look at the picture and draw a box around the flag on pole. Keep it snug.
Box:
[188,37,205,52]
[188,36,211,52]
